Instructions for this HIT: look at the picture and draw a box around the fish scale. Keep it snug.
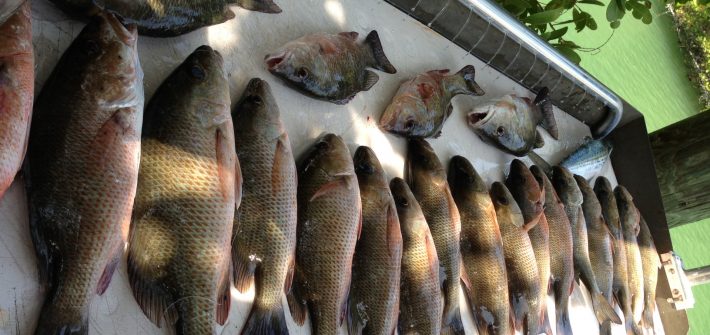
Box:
[530,165,575,335]
[616,185,645,334]
[391,177,442,335]
[449,156,511,335]
[348,146,402,335]
[231,78,297,335]
[27,12,143,334]
[128,45,237,335]
[638,215,660,331]
[406,138,464,335]
[490,182,541,335]
[288,134,361,334]
[0,1,33,200]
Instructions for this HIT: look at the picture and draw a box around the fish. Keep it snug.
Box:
[0,1,33,200]
[489,182,541,335]
[348,146,402,335]
[379,65,485,138]
[231,78,296,335]
[265,31,396,105]
[405,138,464,335]
[530,165,575,335]
[127,45,238,334]
[26,13,143,334]
[467,87,558,156]
[560,139,613,180]
[575,175,615,335]
[594,176,632,335]
[551,166,621,326]
[50,0,281,37]
[505,159,551,335]
[390,177,442,335]
[616,185,644,334]
[638,215,660,331]
[448,156,512,335]
[0,0,23,25]
[287,134,362,334]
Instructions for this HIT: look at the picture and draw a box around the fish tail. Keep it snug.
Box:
[534,87,558,139]
[592,290,622,325]
[555,308,573,335]
[455,65,485,96]
[364,30,396,73]
[600,321,612,335]
[625,315,644,335]
[34,302,88,335]
[441,307,465,335]
[235,0,282,13]
[642,304,655,330]
[240,303,289,335]
[540,309,553,335]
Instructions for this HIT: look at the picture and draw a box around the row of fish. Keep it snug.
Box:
[0,5,650,335]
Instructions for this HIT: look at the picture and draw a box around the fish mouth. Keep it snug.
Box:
[467,109,492,127]
[101,12,137,46]
[265,52,286,71]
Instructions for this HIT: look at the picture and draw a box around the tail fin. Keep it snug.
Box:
[236,0,282,13]
[34,304,88,335]
[556,308,573,335]
[600,321,612,335]
[592,291,622,325]
[364,31,396,73]
[540,310,553,335]
[440,308,465,335]
[240,304,289,335]
[625,316,644,335]
[534,87,558,140]
[642,305,655,331]
[455,65,485,96]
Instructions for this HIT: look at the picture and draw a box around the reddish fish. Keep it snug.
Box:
[0,1,33,199]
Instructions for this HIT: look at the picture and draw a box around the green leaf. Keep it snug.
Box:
[610,20,621,28]
[587,17,598,30]
[579,0,605,5]
[641,10,652,23]
[555,45,582,64]
[607,0,625,22]
[546,26,569,40]
[523,8,565,25]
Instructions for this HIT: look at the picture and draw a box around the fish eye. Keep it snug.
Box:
[496,126,505,136]
[316,140,330,151]
[395,195,409,207]
[404,119,415,130]
[296,67,309,80]
[356,162,375,175]
[497,195,508,205]
[190,65,206,80]
[84,40,100,56]
[248,95,263,106]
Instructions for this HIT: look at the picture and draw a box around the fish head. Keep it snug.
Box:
[390,177,426,238]
[506,159,544,225]
[614,186,640,235]
[175,46,229,124]
[77,12,141,107]
[379,94,436,137]
[467,95,534,156]
[489,182,522,218]
[552,166,583,207]
[448,155,487,199]
[353,146,386,186]
[265,37,337,100]
[233,78,281,133]
[594,177,621,234]
[530,165,556,204]
[406,138,445,187]
[309,133,352,174]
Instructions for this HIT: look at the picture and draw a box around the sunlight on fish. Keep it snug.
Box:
[349,109,404,178]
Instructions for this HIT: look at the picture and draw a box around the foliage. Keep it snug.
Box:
[495,0,663,63]
[672,1,710,108]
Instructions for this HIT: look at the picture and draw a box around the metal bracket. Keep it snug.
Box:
[661,252,695,310]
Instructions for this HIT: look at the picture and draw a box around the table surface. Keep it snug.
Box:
[0,0,663,334]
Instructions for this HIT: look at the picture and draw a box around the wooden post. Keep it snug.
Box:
[650,110,710,228]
